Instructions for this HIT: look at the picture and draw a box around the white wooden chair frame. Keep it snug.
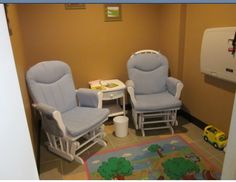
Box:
[135,108,179,136]
[43,123,106,164]
[35,92,107,164]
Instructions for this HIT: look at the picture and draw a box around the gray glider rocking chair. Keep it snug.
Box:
[26,61,109,164]
[126,50,184,136]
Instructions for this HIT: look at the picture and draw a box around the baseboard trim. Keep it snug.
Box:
[178,110,207,130]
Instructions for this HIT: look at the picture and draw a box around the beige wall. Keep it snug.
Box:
[158,4,183,78]
[157,4,236,133]
[182,5,236,133]
[16,4,160,88]
[7,5,38,156]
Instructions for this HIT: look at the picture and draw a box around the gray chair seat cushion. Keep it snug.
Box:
[134,92,181,112]
[62,107,109,137]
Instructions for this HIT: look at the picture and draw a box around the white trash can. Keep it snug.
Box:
[113,116,129,137]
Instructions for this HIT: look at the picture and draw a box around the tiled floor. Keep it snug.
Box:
[39,115,225,180]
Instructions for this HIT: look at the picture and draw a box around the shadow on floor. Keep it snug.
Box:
[107,112,191,137]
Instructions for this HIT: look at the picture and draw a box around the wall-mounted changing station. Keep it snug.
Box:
[201,27,236,83]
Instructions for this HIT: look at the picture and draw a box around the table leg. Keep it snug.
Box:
[123,93,126,116]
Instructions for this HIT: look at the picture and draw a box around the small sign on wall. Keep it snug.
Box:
[104,4,122,22]
[65,3,86,10]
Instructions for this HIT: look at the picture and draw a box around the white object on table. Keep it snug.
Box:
[113,116,129,137]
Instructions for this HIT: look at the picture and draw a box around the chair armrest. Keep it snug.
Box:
[34,103,57,115]
[33,103,66,137]
[166,77,184,99]
[126,79,135,88]
[76,88,103,108]
[126,80,137,104]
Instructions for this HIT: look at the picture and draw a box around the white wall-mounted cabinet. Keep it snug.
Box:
[201,27,236,83]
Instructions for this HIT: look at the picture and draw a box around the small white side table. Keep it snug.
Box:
[95,79,126,117]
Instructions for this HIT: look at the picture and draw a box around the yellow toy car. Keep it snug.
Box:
[203,125,227,150]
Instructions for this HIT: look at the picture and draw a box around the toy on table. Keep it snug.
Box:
[203,125,227,150]
[89,80,118,91]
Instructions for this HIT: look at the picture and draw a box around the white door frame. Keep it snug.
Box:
[0,4,38,179]
[221,91,236,179]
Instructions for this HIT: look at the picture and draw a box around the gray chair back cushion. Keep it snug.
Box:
[127,53,168,95]
[26,61,77,113]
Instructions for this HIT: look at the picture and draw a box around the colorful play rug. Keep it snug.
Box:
[85,135,221,180]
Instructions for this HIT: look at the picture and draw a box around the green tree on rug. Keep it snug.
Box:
[162,157,200,180]
[97,157,133,180]
[148,144,164,158]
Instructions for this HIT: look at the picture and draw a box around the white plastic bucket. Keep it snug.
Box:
[113,116,129,137]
